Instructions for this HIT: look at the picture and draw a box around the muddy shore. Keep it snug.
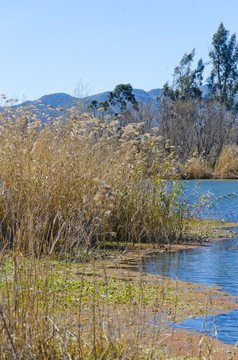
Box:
[94,224,238,358]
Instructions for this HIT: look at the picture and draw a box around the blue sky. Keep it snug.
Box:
[1,0,238,101]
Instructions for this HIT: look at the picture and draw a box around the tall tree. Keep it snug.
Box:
[162,49,204,100]
[208,22,238,110]
[107,84,138,115]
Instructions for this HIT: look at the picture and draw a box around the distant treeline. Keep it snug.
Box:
[85,23,238,177]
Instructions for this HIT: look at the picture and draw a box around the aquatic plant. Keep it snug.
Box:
[0,101,186,254]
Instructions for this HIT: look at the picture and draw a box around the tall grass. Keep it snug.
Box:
[0,103,234,359]
[214,145,238,178]
[180,156,212,179]
[0,102,185,358]
[0,103,185,255]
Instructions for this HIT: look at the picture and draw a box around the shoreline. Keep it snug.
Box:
[98,225,238,358]
[114,220,238,259]
[100,254,238,359]
[1,223,238,359]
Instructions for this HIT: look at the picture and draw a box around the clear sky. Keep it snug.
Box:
[1,0,238,101]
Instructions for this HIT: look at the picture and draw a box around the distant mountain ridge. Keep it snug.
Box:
[17,88,163,110]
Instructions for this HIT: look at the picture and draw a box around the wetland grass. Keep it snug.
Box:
[0,101,237,359]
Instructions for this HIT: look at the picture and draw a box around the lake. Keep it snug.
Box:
[180,180,238,222]
[140,180,238,344]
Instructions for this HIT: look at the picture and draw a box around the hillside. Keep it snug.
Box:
[16,88,163,110]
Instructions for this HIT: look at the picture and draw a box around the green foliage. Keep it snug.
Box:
[87,99,99,115]
[162,49,204,100]
[99,99,110,112]
[107,83,138,115]
[87,99,110,115]
[208,22,238,110]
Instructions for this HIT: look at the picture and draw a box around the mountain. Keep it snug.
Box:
[18,93,79,110]
[147,89,163,98]
[16,88,163,111]
[13,86,211,115]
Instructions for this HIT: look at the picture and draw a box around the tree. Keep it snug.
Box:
[99,100,110,112]
[87,100,99,116]
[157,97,232,165]
[122,100,158,129]
[87,99,109,116]
[208,22,238,110]
[107,84,138,116]
[162,49,204,100]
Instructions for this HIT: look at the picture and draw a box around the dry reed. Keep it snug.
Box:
[0,103,186,255]
[0,102,222,359]
[214,145,238,178]
[181,156,212,180]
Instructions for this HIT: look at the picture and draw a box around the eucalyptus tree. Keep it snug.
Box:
[107,84,138,116]
[162,49,204,100]
[208,22,238,110]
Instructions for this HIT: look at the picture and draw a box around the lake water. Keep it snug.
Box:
[179,179,238,222]
[141,180,238,344]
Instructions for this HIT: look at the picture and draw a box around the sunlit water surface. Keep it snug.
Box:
[180,180,238,222]
[140,180,238,344]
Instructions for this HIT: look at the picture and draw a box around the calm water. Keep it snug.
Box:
[180,179,238,222]
[141,180,238,344]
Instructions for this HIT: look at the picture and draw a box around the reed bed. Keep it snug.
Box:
[0,103,186,255]
[0,102,230,359]
[214,145,238,178]
[180,156,212,180]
